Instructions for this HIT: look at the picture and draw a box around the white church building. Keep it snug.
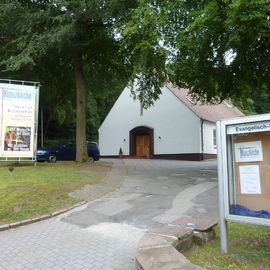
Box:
[98,83,243,160]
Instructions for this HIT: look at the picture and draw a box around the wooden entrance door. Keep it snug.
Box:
[136,134,150,157]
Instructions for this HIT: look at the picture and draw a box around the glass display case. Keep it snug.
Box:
[218,115,270,226]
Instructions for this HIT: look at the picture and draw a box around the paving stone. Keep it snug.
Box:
[0,218,143,270]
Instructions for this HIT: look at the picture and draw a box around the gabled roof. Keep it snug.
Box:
[166,83,244,122]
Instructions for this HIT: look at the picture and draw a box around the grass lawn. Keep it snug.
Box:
[0,161,111,225]
[184,222,270,269]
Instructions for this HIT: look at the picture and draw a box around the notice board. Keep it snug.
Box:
[232,132,270,211]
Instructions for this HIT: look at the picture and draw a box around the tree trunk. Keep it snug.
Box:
[73,50,88,162]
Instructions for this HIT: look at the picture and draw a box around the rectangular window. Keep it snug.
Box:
[213,129,217,147]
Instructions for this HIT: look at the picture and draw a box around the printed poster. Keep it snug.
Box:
[0,83,38,158]
[234,141,263,163]
[239,165,261,194]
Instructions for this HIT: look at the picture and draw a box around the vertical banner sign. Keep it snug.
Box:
[0,83,38,158]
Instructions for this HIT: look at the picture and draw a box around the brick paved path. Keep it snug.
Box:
[0,216,143,270]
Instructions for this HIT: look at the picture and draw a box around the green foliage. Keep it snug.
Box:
[232,98,256,115]
[121,0,167,108]
[0,0,138,145]
[233,84,270,115]
[160,0,270,103]
[252,87,270,114]
[1,0,270,143]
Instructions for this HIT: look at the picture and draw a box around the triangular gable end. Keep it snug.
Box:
[98,86,136,132]
[163,84,202,122]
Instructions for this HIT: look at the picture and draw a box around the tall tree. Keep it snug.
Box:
[1,0,269,158]
[0,0,169,162]
[0,0,138,162]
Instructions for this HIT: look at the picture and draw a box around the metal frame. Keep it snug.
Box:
[0,78,39,87]
[217,113,270,252]
[0,79,40,163]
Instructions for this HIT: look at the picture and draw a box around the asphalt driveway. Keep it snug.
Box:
[0,159,218,270]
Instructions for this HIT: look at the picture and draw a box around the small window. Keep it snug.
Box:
[213,129,217,147]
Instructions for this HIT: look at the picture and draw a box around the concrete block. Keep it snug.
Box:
[137,233,177,250]
[150,224,193,239]
[135,258,144,270]
[193,230,216,246]
[136,245,205,270]
[175,233,194,252]
[170,216,218,232]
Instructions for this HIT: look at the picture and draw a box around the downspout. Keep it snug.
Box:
[200,119,204,161]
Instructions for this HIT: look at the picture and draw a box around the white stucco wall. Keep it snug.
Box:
[98,85,201,156]
[202,120,217,154]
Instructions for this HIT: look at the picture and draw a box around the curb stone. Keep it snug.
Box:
[135,215,218,270]
[0,224,10,231]
[0,201,87,232]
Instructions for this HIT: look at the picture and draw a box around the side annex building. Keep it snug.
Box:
[98,83,243,161]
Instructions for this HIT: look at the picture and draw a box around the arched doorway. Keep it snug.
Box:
[130,126,154,158]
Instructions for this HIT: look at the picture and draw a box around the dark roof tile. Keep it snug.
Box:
[166,83,244,122]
